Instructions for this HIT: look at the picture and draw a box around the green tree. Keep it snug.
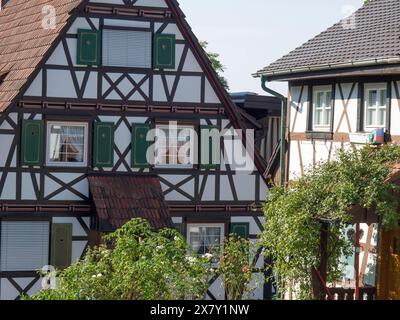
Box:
[200,41,229,90]
[261,145,400,299]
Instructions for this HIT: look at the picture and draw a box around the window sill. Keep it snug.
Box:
[306,131,333,141]
[153,165,196,170]
[45,164,89,169]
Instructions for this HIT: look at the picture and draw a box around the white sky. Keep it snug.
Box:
[179,0,365,95]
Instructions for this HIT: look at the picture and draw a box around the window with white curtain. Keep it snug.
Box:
[102,28,152,68]
[46,122,88,167]
[364,84,387,130]
[0,221,50,272]
[187,224,224,255]
[312,86,332,131]
[155,124,196,168]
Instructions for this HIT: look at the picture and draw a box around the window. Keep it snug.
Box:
[155,123,196,168]
[187,224,225,255]
[102,28,152,68]
[364,84,387,130]
[0,221,49,271]
[312,86,332,131]
[46,122,88,167]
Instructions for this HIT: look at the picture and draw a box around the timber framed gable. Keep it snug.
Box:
[0,0,276,300]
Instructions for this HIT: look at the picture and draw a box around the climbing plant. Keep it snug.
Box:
[260,144,400,299]
[216,235,256,300]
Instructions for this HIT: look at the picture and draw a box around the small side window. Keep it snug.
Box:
[364,84,387,131]
[312,86,333,132]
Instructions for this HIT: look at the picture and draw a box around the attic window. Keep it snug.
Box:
[102,28,152,68]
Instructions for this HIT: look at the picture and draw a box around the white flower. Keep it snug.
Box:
[185,256,197,263]
[156,245,164,251]
[174,236,179,241]
[91,275,96,278]
[97,273,102,278]
[209,268,215,272]
[202,253,213,260]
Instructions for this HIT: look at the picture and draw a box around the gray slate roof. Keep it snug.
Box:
[256,0,400,77]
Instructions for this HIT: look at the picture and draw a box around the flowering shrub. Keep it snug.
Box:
[216,235,257,300]
[26,219,214,300]
[261,145,400,299]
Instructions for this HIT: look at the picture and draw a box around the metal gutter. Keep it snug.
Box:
[253,56,400,78]
[261,75,287,186]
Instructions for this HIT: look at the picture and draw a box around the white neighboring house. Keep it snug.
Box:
[255,0,400,300]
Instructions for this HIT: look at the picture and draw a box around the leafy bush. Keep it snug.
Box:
[261,145,400,299]
[26,219,213,300]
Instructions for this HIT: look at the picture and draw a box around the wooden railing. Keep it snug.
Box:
[327,287,376,300]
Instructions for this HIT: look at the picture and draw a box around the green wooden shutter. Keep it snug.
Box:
[77,29,100,66]
[93,122,114,168]
[153,34,176,69]
[21,120,43,166]
[230,223,250,239]
[51,224,72,270]
[199,125,220,169]
[132,124,152,168]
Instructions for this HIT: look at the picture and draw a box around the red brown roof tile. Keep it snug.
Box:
[88,175,173,231]
[0,0,82,112]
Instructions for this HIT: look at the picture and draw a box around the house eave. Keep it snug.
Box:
[253,56,400,81]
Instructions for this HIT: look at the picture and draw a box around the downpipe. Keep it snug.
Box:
[261,76,287,187]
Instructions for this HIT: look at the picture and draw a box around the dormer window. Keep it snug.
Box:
[364,84,387,131]
[312,86,332,132]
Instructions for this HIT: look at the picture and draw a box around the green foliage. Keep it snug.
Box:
[200,41,229,90]
[261,145,400,299]
[216,235,256,300]
[26,219,260,301]
[26,219,213,300]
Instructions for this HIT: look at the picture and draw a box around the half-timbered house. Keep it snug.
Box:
[0,0,281,300]
[255,0,400,300]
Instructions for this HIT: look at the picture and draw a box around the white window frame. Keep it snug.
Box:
[312,85,333,131]
[186,223,225,255]
[364,83,387,131]
[154,123,196,169]
[46,121,89,167]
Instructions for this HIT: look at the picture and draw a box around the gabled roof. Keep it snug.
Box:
[0,0,82,112]
[255,0,400,79]
[88,175,173,231]
[0,0,270,181]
